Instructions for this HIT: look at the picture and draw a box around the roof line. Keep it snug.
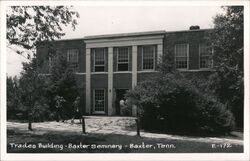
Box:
[165,28,213,34]
[49,28,213,42]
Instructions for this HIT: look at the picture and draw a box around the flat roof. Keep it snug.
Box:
[51,28,213,42]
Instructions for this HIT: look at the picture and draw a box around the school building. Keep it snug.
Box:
[37,26,213,116]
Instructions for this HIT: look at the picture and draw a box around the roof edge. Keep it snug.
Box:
[83,30,166,40]
[41,28,214,42]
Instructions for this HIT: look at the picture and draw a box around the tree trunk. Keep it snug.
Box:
[28,113,32,131]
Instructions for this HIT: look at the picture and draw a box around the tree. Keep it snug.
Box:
[47,53,79,121]
[7,6,79,59]
[209,6,244,127]
[126,73,235,135]
[18,58,49,130]
[7,76,21,119]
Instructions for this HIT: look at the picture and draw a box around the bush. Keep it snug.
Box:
[126,73,235,135]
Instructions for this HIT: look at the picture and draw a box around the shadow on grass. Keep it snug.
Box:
[7,129,243,153]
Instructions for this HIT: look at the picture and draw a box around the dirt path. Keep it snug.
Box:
[7,117,243,145]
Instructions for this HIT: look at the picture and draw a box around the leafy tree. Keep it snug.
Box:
[18,58,49,129]
[47,53,79,120]
[7,6,79,59]
[7,76,21,119]
[126,73,235,135]
[209,6,244,127]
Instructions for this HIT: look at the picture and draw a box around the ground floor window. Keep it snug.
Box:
[94,89,105,113]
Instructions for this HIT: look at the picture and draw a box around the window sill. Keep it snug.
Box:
[178,69,214,72]
[114,71,132,74]
[92,111,106,115]
[75,72,86,75]
[91,72,108,74]
[137,70,157,73]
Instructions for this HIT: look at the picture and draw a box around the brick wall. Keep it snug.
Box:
[164,30,211,70]
[113,73,132,89]
[37,39,85,74]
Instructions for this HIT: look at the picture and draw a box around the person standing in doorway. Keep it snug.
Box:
[119,98,125,116]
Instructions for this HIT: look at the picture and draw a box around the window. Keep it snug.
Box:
[116,47,129,71]
[48,51,58,73]
[67,49,79,72]
[48,56,53,70]
[175,44,188,69]
[94,89,105,113]
[142,45,155,70]
[199,44,213,69]
[93,48,106,72]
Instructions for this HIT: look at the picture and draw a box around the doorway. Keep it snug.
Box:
[115,89,128,115]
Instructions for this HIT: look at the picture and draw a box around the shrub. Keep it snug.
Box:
[126,73,235,135]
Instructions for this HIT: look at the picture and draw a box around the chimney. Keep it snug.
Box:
[189,25,200,30]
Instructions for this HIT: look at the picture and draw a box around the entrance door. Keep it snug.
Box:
[115,89,128,115]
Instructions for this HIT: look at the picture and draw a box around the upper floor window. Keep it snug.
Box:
[48,50,59,73]
[116,47,129,71]
[199,44,213,69]
[175,44,188,69]
[67,49,79,72]
[142,45,155,70]
[93,48,106,72]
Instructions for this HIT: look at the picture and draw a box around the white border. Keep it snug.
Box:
[1,1,249,161]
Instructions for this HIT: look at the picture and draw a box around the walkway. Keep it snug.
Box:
[7,116,243,145]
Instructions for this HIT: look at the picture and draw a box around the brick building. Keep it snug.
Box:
[37,27,213,116]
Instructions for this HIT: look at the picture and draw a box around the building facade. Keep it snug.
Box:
[37,27,213,116]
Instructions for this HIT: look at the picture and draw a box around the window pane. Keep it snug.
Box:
[200,44,212,56]
[200,44,212,68]
[67,49,79,63]
[95,66,105,72]
[175,44,188,69]
[175,44,187,57]
[48,55,58,73]
[142,45,155,70]
[176,57,187,69]
[118,64,128,71]
[94,90,105,112]
[69,63,78,72]
[94,48,105,72]
[116,47,129,71]
[200,56,212,68]
[67,49,79,72]
[95,48,105,65]
[118,47,129,63]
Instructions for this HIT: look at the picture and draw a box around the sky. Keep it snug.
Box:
[7,6,223,77]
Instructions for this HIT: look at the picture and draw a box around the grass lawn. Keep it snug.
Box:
[7,120,243,153]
